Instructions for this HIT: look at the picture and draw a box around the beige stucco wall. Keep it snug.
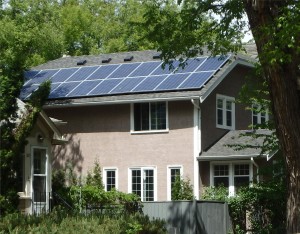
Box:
[46,100,195,201]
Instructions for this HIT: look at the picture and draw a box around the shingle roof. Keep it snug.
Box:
[200,129,273,158]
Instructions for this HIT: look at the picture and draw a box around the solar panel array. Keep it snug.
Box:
[21,55,229,100]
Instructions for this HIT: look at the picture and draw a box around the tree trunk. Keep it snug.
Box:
[244,1,300,233]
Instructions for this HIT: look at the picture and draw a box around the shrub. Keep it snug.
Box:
[171,175,194,200]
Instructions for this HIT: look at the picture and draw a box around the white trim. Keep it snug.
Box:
[200,59,255,103]
[193,103,201,199]
[130,101,169,133]
[252,104,269,126]
[216,94,235,130]
[167,165,183,201]
[210,160,253,196]
[103,167,118,191]
[31,146,49,214]
[128,166,157,201]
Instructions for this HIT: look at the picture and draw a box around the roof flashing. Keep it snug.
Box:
[124,55,134,62]
[77,59,87,66]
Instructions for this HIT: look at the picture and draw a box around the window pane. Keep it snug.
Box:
[226,101,232,111]
[33,176,46,202]
[214,165,229,176]
[226,110,232,127]
[150,102,166,130]
[134,103,149,131]
[234,164,249,176]
[132,170,141,197]
[106,170,116,191]
[143,169,154,201]
[217,99,223,108]
[214,177,229,187]
[217,109,223,125]
[234,177,249,188]
[253,115,258,125]
[33,149,46,174]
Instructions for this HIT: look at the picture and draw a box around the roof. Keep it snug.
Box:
[21,46,256,107]
[198,129,275,161]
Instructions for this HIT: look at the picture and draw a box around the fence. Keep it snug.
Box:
[142,200,232,234]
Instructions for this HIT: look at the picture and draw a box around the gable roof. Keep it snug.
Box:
[198,129,276,161]
[21,48,256,107]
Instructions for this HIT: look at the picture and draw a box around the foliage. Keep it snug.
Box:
[86,161,104,190]
[171,175,194,200]
[0,209,166,234]
[202,161,286,234]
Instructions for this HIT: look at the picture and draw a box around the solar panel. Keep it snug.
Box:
[179,72,213,88]
[129,61,161,77]
[68,80,101,97]
[110,77,146,94]
[21,54,230,100]
[87,64,119,80]
[156,73,189,90]
[49,82,80,99]
[68,66,99,81]
[133,75,167,92]
[51,68,79,83]
[89,79,123,95]
[108,63,140,79]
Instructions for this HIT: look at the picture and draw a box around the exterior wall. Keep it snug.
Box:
[201,65,252,152]
[19,117,53,214]
[46,100,195,201]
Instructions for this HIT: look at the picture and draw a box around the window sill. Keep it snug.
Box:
[130,129,169,135]
[216,125,235,130]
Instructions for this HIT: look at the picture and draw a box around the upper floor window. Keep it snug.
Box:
[252,104,269,126]
[216,95,235,130]
[133,102,167,132]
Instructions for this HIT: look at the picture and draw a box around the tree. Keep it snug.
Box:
[142,0,300,232]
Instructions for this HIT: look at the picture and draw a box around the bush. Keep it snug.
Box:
[171,175,194,200]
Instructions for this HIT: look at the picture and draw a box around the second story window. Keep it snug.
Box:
[252,104,269,126]
[133,102,167,132]
[216,95,235,130]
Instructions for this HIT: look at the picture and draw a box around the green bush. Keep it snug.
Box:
[0,209,166,234]
[171,175,194,200]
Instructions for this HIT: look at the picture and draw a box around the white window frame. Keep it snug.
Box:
[31,146,49,214]
[167,165,183,201]
[130,102,169,134]
[252,104,269,126]
[210,161,253,196]
[103,167,118,192]
[216,94,235,130]
[128,167,157,201]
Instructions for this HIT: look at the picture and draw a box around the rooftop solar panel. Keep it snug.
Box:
[20,54,230,100]
[51,68,79,83]
[49,82,80,99]
[89,79,123,95]
[87,64,119,80]
[67,66,99,81]
[179,72,213,89]
[108,63,140,79]
[155,73,189,91]
[129,61,161,77]
[110,77,146,94]
[68,80,101,97]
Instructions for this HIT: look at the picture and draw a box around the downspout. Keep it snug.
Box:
[251,157,259,183]
[191,98,201,199]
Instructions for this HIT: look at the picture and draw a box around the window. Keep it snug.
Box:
[252,104,269,126]
[216,95,235,130]
[103,168,117,191]
[211,162,252,195]
[129,168,156,201]
[132,102,167,132]
[167,166,182,200]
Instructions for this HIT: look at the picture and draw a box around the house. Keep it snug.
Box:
[15,99,66,214]
[20,47,273,201]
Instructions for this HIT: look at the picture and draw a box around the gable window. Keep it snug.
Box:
[133,102,167,132]
[167,166,182,200]
[211,162,252,195]
[252,104,269,126]
[129,167,156,201]
[216,95,235,130]
[103,168,118,191]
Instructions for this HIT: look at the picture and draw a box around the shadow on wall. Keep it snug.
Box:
[52,133,83,176]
